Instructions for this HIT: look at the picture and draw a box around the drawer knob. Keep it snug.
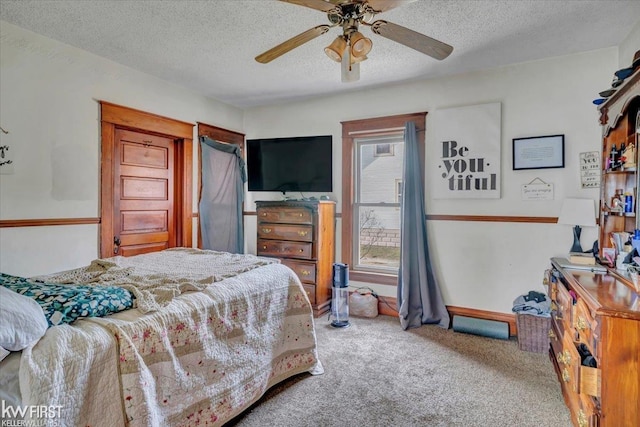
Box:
[562,368,570,383]
[576,316,588,331]
[299,213,303,217]
[577,410,587,427]
[301,269,310,275]
[262,245,267,250]
[262,228,272,234]
[557,351,570,365]
[297,231,308,237]
[548,329,556,339]
[299,249,304,253]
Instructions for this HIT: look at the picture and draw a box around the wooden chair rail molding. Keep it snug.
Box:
[244,211,557,224]
[426,214,558,223]
[2,214,557,228]
[0,218,101,228]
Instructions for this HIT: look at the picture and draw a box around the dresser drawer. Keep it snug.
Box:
[301,284,316,304]
[579,365,601,398]
[551,301,566,340]
[281,259,317,284]
[555,282,574,336]
[257,207,312,224]
[558,331,580,394]
[556,331,601,400]
[576,393,600,427]
[574,298,597,354]
[257,239,313,259]
[257,223,313,242]
[549,316,562,351]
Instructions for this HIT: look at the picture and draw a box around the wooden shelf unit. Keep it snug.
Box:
[598,71,640,256]
[255,200,335,317]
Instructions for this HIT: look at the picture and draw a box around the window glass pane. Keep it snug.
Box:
[358,138,404,204]
[356,205,401,270]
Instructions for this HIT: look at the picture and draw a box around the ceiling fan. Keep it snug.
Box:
[255,0,453,82]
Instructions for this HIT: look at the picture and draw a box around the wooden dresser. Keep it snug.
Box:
[547,258,640,427]
[255,200,335,317]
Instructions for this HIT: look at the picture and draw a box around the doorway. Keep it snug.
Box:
[99,101,194,258]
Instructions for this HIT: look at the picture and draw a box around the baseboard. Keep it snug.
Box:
[377,295,398,317]
[446,305,517,336]
[353,296,516,336]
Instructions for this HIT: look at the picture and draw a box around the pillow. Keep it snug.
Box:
[0,273,134,327]
[0,286,48,359]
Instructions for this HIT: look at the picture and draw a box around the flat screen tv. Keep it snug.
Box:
[246,135,332,193]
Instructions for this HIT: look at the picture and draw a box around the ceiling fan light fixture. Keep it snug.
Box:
[351,54,367,64]
[324,36,347,62]
[341,46,360,83]
[350,31,372,58]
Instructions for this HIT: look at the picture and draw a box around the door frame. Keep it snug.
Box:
[99,101,194,258]
[196,121,245,249]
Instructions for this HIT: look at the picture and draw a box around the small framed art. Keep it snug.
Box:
[512,134,565,170]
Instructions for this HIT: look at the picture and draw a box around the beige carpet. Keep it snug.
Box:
[228,315,572,427]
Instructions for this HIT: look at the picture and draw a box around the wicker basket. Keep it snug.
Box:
[516,313,551,353]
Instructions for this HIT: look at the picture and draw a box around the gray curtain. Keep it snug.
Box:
[397,122,449,330]
[199,136,246,253]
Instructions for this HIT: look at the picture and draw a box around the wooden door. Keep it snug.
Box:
[113,128,176,256]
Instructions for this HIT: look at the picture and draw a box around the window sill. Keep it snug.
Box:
[349,270,398,286]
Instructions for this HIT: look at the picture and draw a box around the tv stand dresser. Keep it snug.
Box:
[256,200,335,317]
[547,259,639,427]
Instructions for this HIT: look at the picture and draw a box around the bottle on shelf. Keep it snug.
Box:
[625,193,634,214]
[609,144,619,170]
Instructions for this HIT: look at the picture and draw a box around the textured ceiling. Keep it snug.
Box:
[1,0,639,108]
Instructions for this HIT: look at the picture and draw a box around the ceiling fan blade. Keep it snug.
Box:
[371,20,453,60]
[365,0,417,13]
[255,25,331,63]
[279,0,340,12]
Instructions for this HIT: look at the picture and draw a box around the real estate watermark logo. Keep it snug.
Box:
[1,401,62,427]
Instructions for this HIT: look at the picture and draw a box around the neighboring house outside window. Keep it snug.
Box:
[374,143,394,156]
[341,113,426,285]
[396,179,403,205]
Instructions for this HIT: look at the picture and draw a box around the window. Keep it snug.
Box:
[395,179,403,205]
[374,143,394,157]
[341,113,426,285]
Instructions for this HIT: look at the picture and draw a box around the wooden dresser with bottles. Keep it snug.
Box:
[255,200,335,317]
[598,70,640,256]
[547,259,640,427]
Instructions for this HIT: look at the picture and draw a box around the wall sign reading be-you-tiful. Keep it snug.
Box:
[430,102,501,199]
[440,140,497,192]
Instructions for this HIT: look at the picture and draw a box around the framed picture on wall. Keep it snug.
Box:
[512,134,565,170]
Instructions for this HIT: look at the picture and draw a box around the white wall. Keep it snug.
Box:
[618,21,639,69]
[0,19,625,315]
[0,22,244,276]
[243,48,616,313]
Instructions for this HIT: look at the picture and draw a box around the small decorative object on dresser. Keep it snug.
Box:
[256,200,336,317]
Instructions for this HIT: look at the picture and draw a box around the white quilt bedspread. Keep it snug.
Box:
[19,262,322,427]
[20,321,125,426]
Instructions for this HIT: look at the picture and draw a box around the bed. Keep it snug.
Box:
[0,248,323,426]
